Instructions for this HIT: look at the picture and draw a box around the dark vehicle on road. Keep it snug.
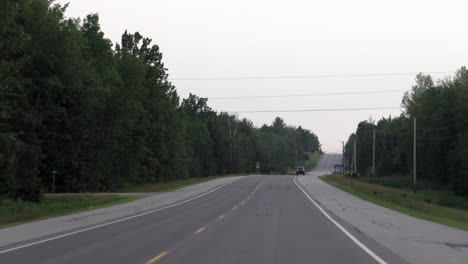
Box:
[296,167,305,175]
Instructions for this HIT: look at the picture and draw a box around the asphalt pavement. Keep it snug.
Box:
[0,163,406,263]
[300,154,468,264]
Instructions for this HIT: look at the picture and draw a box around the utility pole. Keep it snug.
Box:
[353,139,357,175]
[228,115,238,174]
[341,141,345,174]
[373,129,376,177]
[413,117,417,193]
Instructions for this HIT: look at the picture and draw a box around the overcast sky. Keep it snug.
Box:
[58,0,467,152]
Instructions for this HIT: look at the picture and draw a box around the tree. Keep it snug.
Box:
[0,0,322,200]
[345,67,468,196]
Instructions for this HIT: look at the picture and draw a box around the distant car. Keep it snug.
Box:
[296,167,305,175]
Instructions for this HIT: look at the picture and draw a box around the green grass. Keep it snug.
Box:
[117,174,252,193]
[0,195,142,229]
[320,174,468,231]
[362,177,445,191]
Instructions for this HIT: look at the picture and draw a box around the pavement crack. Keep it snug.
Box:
[444,243,468,252]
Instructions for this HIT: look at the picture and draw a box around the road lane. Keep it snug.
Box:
[158,176,382,264]
[0,176,264,264]
[0,170,404,264]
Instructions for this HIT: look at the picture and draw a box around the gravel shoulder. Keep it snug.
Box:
[298,154,468,264]
[0,176,245,249]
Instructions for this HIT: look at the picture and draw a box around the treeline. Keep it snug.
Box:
[0,0,320,201]
[344,68,468,195]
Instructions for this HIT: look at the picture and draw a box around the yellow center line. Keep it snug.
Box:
[146,251,168,264]
[218,215,225,220]
[195,227,206,233]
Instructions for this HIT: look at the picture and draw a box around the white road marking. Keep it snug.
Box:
[293,176,388,264]
[0,178,242,254]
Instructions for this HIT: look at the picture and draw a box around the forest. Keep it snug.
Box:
[0,0,321,201]
[344,68,468,196]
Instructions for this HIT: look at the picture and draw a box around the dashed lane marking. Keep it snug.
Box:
[195,227,206,233]
[147,251,168,264]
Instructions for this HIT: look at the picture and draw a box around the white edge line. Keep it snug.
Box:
[0,178,242,254]
[293,176,387,264]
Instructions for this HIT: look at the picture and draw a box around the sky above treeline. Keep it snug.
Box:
[58,0,468,152]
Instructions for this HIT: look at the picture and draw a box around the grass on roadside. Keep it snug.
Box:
[0,195,142,229]
[320,174,468,231]
[117,174,252,193]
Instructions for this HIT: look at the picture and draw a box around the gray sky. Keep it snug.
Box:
[59,0,467,152]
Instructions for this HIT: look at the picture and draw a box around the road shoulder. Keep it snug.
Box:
[0,176,246,250]
[298,172,468,264]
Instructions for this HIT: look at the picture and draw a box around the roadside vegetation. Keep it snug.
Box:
[342,68,468,217]
[0,195,141,228]
[321,174,468,231]
[0,0,321,203]
[304,153,323,171]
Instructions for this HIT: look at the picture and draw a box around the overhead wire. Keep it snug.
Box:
[414,103,468,118]
[416,118,468,131]
[227,106,402,114]
[416,133,466,140]
[170,71,453,81]
[209,90,409,100]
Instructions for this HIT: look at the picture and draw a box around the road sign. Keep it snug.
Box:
[255,162,260,169]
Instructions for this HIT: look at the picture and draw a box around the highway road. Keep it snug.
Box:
[0,155,404,264]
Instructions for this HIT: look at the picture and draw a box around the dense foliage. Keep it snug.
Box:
[0,0,320,201]
[344,68,468,195]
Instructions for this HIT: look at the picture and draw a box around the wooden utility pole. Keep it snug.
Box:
[353,139,357,175]
[341,141,345,173]
[413,117,417,193]
[373,129,376,177]
[228,115,238,174]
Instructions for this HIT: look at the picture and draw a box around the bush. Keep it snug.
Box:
[14,187,42,203]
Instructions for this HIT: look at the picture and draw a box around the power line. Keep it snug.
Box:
[416,130,468,140]
[227,106,402,114]
[414,103,468,118]
[209,90,409,100]
[417,135,461,140]
[171,71,453,81]
[417,119,468,131]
